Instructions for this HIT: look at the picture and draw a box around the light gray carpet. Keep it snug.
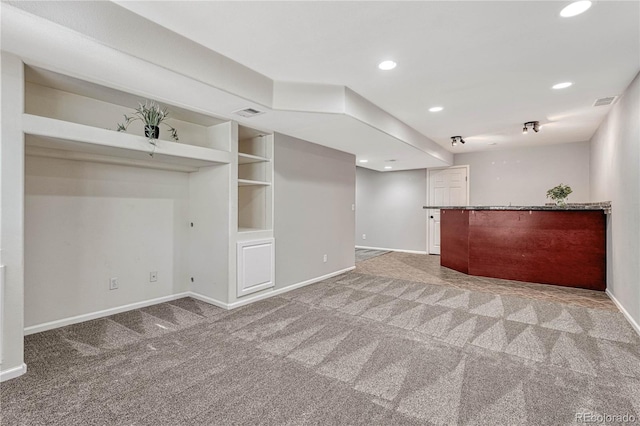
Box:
[356,248,390,262]
[2,273,639,425]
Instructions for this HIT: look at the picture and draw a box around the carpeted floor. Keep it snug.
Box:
[2,259,639,425]
[357,252,616,310]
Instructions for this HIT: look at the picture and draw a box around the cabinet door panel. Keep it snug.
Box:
[237,239,274,297]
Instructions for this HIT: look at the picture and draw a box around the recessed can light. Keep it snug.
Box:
[384,166,393,169]
[359,159,368,163]
[429,106,444,112]
[378,60,397,70]
[560,1,592,17]
[552,82,573,89]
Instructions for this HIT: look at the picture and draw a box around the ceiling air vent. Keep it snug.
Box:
[593,96,618,107]
[233,107,265,118]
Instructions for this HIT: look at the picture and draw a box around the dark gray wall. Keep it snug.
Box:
[356,167,427,252]
[274,133,355,288]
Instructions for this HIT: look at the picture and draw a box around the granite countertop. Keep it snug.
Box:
[423,202,611,212]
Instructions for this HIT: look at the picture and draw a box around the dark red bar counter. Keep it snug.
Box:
[426,206,609,291]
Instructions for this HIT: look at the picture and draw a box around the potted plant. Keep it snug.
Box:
[116,100,179,145]
[546,183,573,206]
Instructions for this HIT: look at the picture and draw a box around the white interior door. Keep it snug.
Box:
[428,167,468,254]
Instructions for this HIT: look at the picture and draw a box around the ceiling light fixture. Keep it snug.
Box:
[552,82,573,89]
[560,1,592,17]
[451,136,465,146]
[522,121,540,134]
[429,106,444,112]
[384,166,393,169]
[378,60,397,70]
[359,159,368,163]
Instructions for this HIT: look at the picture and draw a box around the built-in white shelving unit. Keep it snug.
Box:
[22,64,236,315]
[237,125,273,233]
[23,114,231,171]
[20,64,277,316]
[235,125,275,297]
[24,66,232,169]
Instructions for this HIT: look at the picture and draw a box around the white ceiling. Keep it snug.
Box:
[115,1,639,157]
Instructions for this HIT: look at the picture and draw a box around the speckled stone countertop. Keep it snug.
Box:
[423,201,611,213]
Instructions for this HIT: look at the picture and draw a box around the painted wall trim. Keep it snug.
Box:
[0,363,27,382]
[606,289,640,337]
[356,245,428,255]
[191,266,356,310]
[23,292,191,336]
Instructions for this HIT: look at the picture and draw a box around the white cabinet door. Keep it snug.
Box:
[237,238,274,297]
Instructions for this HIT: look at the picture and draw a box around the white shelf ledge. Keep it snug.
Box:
[238,227,272,233]
[22,114,232,170]
[238,179,271,186]
[238,153,270,164]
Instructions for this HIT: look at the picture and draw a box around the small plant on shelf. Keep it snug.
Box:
[116,100,179,145]
[546,183,573,206]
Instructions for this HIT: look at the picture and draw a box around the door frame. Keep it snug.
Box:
[425,165,470,254]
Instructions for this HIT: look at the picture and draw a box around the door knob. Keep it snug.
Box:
[430,216,434,219]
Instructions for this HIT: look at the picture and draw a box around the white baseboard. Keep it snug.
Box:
[186,292,229,310]
[189,266,356,311]
[24,292,190,335]
[356,245,427,255]
[606,289,640,337]
[0,363,27,382]
[228,266,356,309]
[22,267,358,335]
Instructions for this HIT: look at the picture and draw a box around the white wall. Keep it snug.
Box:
[188,165,231,302]
[274,133,355,288]
[24,156,191,327]
[454,141,590,206]
[589,72,640,329]
[0,53,25,376]
[356,167,427,252]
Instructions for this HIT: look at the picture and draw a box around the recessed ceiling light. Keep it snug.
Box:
[359,159,369,163]
[384,166,393,169]
[552,82,573,89]
[560,1,592,17]
[378,60,397,71]
[429,106,444,112]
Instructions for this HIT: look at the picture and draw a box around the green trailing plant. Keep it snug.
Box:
[546,183,573,205]
[116,100,179,144]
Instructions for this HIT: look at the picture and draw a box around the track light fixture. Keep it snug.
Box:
[451,136,465,146]
[523,121,540,134]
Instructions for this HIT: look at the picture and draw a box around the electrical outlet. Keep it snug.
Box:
[362,234,366,240]
[150,271,158,282]
[109,277,119,290]
[351,204,355,211]
[323,254,327,263]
